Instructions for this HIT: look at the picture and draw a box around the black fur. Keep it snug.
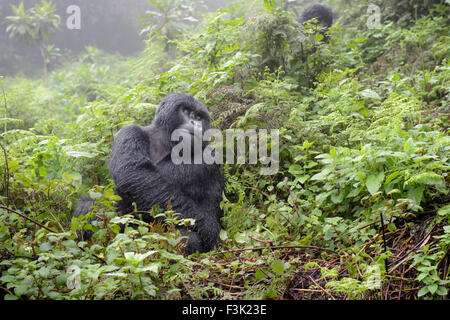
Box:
[297,3,334,57]
[74,94,224,254]
[73,195,96,241]
[298,3,334,29]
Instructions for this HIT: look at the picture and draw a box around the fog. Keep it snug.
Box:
[0,0,234,75]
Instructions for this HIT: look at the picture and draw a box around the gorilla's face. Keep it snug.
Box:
[154,93,211,149]
[177,103,210,142]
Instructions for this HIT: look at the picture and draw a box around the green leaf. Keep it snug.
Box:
[436,286,448,296]
[66,151,95,158]
[385,171,401,184]
[14,283,30,296]
[330,146,336,158]
[361,89,381,100]
[304,262,320,272]
[315,33,324,42]
[403,140,411,153]
[88,192,103,200]
[366,171,385,195]
[289,164,303,175]
[103,188,121,201]
[219,229,228,241]
[437,205,450,218]
[62,240,78,249]
[347,188,360,198]
[255,268,267,280]
[39,166,47,177]
[407,187,424,205]
[418,286,429,297]
[124,250,157,263]
[142,263,160,274]
[405,172,445,188]
[311,168,332,181]
[296,175,310,184]
[265,289,278,299]
[428,284,438,295]
[39,242,52,252]
[263,0,277,13]
[416,273,428,282]
[234,232,247,244]
[38,267,50,278]
[331,191,344,204]
[270,260,284,275]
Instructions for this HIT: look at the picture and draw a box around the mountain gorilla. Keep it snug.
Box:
[295,3,334,57]
[74,94,224,254]
[298,3,334,31]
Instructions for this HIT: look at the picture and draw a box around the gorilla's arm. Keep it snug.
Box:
[155,153,223,252]
[109,124,221,252]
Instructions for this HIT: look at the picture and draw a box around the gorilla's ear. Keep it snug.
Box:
[148,129,171,165]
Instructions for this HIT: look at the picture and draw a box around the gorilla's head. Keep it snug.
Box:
[149,94,213,165]
[299,3,333,29]
[154,93,211,139]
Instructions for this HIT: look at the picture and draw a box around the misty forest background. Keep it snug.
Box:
[0,0,449,300]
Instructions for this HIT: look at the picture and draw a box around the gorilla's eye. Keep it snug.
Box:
[182,107,190,114]
[189,111,201,121]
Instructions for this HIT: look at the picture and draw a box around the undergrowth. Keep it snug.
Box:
[0,0,448,300]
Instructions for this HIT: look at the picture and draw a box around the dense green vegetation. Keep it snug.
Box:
[0,0,449,300]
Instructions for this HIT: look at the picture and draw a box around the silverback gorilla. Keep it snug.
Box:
[74,94,224,254]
